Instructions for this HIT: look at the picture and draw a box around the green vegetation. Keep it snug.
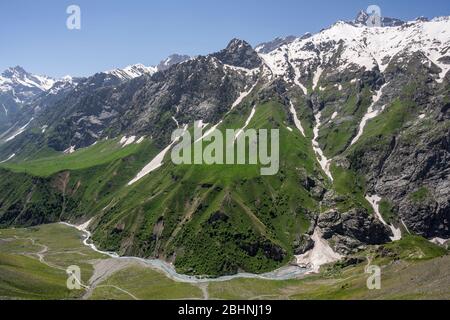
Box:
[0,253,77,300]
[409,187,430,203]
[209,254,450,300]
[0,138,155,177]
[382,235,447,261]
[0,224,447,300]
[318,86,372,158]
[87,99,322,276]
[331,165,371,213]
[0,224,105,299]
[209,236,449,300]
[0,76,445,279]
[90,266,203,300]
[379,199,396,223]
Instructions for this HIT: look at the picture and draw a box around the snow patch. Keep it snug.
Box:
[5,117,33,142]
[128,126,187,185]
[289,55,308,95]
[430,237,449,246]
[365,195,402,241]
[312,67,323,90]
[136,136,145,144]
[0,153,15,164]
[195,121,223,143]
[64,146,76,154]
[401,219,411,234]
[122,136,136,147]
[235,105,257,140]
[350,84,388,146]
[231,83,258,110]
[107,64,157,81]
[331,111,338,120]
[289,101,305,137]
[171,116,179,128]
[261,18,450,86]
[295,229,342,273]
[312,112,333,181]
[223,64,259,76]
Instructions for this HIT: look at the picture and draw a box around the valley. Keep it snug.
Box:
[0,223,448,300]
[0,9,449,300]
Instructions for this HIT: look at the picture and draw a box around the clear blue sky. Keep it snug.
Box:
[1,0,449,78]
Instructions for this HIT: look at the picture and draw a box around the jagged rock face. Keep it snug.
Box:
[293,234,314,255]
[317,209,391,253]
[106,64,157,81]
[255,36,298,54]
[259,18,450,91]
[354,10,405,27]
[350,109,450,238]
[157,54,191,71]
[0,58,190,139]
[3,53,258,151]
[0,66,55,102]
[257,17,450,239]
[105,55,256,146]
[0,66,56,133]
[212,39,262,69]
[344,50,450,238]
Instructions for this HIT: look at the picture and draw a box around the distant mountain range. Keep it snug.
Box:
[0,11,448,276]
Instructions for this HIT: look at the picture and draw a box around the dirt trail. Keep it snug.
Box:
[82,258,140,300]
[9,236,137,300]
[198,283,209,300]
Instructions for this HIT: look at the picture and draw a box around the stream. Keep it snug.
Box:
[61,221,309,283]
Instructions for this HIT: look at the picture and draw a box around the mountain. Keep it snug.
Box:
[354,10,405,27]
[212,39,262,69]
[0,66,57,134]
[0,54,191,146]
[256,35,305,54]
[157,54,191,71]
[0,66,55,100]
[106,63,157,81]
[0,13,448,276]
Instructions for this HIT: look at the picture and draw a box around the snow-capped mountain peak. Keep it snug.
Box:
[259,16,450,85]
[0,66,56,107]
[106,63,157,81]
[0,66,55,93]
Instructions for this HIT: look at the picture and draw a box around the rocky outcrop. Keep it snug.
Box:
[293,234,314,255]
[212,39,262,69]
[0,51,258,153]
[346,51,450,238]
[316,209,391,253]
[157,54,191,71]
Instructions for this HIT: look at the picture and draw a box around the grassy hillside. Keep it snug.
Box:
[0,91,387,276]
[0,224,104,299]
[86,98,326,276]
[0,86,434,276]
[0,138,155,177]
[0,138,159,227]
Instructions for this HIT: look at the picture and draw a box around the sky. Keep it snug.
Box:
[1,0,449,78]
